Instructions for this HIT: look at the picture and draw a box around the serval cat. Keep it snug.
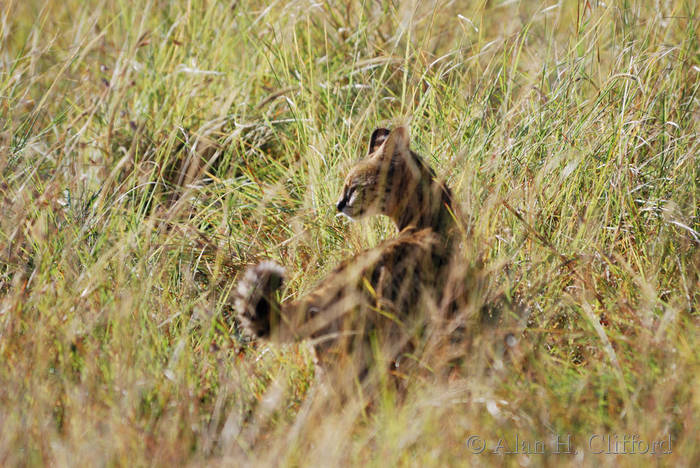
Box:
[235,126,468,391]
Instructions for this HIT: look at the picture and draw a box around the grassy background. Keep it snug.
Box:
[1,0,698,465]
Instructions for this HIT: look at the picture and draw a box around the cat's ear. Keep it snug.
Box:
[368,128,390,155]
[382,126,410,158]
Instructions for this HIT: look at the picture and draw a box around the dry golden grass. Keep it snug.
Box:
[0,0,698,466]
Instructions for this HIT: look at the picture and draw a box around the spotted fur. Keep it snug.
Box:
[234,127,464,389]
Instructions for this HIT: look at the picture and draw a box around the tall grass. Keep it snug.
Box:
[0,0,697,466]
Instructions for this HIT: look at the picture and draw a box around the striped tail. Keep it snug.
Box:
[234,261,286,339]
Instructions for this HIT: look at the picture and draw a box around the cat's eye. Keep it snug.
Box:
[346,185,357,199]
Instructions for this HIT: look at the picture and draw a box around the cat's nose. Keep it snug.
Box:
[336,198,346,212]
